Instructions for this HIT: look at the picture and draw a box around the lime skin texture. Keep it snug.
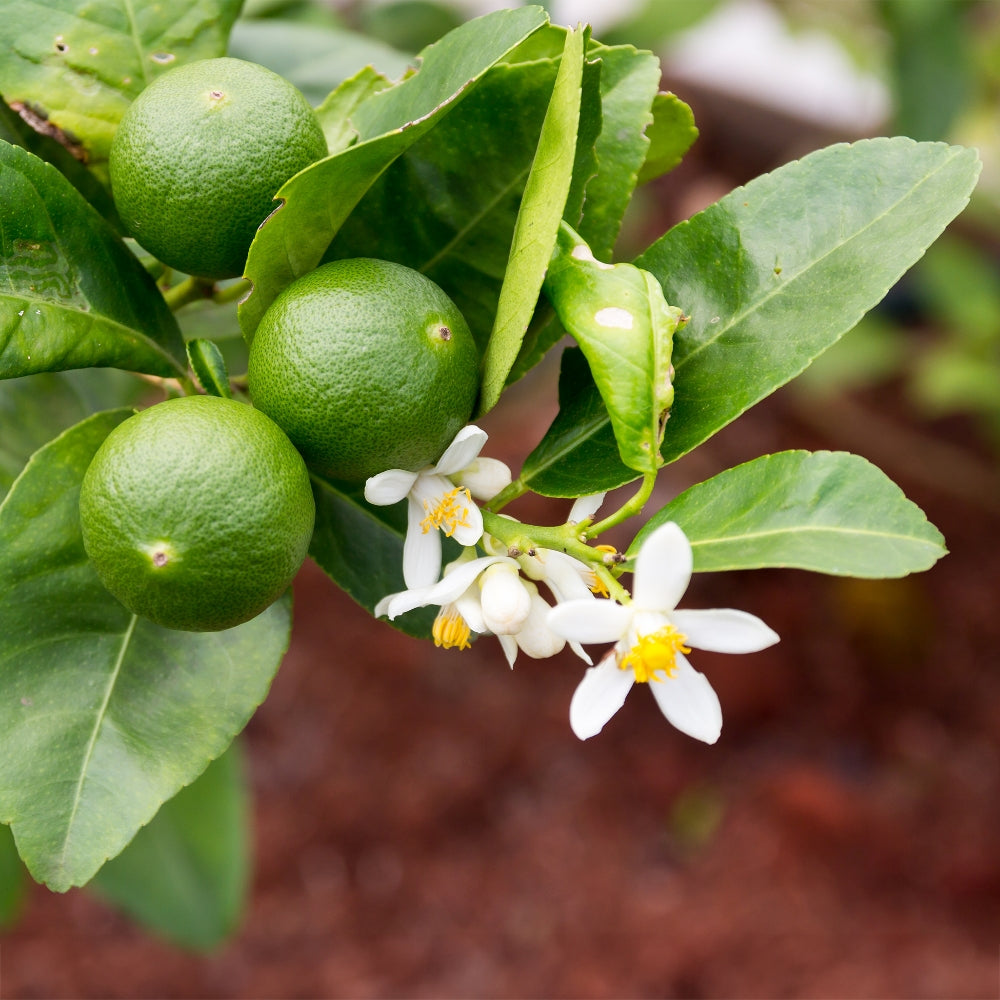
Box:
[247,258,480,484]
[79,395,316,632]
[109,57,328,280]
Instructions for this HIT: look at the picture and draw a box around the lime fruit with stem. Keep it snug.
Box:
[247,257,480,483]
[80,394,315,632]
[110,57,327,280]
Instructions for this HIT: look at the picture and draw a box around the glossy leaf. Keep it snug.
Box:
[638,138,982,466]
[577,42,663,258]
[0,0,242,175]
[238,6,549,341]
[478,25,585,414]
[631,450,947,577]
[93,740,249,951]
[0,97,121,231]
[315,67,395,156]
[0,411,292,890]
[0,369,147,500]
[543,224,682,473]
[0,141,186,379]
[638,91,698,185]
[309,475,436,638]
[0,373,89,498]
[227,20,412,107]
[187,339,232,398]
[0,823,26,928]
[526,138,981,491]
[521,346,632,497]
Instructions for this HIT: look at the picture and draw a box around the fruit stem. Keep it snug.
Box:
[483,477,528,513]
[212,279,251,306]
[581,471,657,539]
[480,510,629,596]
[163,275,216,311]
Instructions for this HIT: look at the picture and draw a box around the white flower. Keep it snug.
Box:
[365,426,512,589]
[567,492,606,525]
[374,553,570,668]
[494,581,566,667]
[547,521,779,743]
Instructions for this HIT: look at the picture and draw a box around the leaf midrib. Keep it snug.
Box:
[55,614,137,873]
[672,146,967,373]
[689,523,943,547]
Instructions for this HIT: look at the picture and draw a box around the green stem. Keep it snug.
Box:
[583,470,657,539]
[480,510,633,603]
[163,275,215,311]
[484,477,529,513]
[212,279,251,305]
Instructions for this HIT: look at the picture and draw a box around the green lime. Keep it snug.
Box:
[247,258,480,483]
[109,57,327,280]
[80,395,315,632]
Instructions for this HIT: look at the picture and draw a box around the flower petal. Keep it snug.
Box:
[364,468,418,506]
[568,492,606,524]
[547,598,632,644]
[497,634,518,669]
[480,564,531,635]
[569,651,634,739]
[451,499,484,547]
[632,521,692,612]
[402,496,442,589]
[458,457,512,501]
[647,653,722,744]
[512,592,566,660]
[672,609,780,653]
[526,549,595,603]
[385,555,510,619]
[433,425,487,476]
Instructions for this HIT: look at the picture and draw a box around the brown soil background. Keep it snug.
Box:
[3,97,999,1000]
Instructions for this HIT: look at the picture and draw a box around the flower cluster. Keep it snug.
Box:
[367,426,779,743]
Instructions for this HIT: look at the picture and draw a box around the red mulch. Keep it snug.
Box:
[3,377,999,999]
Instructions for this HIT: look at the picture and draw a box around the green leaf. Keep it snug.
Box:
[0,369,148,501]
[227,19,411,107]
[631,450,947,577]
[93,740,249,951]
[542,223,682,473]
[0,823,26,928]
[187,339,232,398]
[520,346,632,497]
[637,138,982,466]
[315,67,395,156]
[0,97,122,231]
[238,5,549,341]
[880,0,974,142]
[638,91,698,185]
[0,141,186,379]
[478,25,585,414]
[577,42,663,258]
[0,410,292,891]
[309,475,435,639]
[0,373,88,498]
[0,0,243,176]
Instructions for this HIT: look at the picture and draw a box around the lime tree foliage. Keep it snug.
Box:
[0,0,979,950]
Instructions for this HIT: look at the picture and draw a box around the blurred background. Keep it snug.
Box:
[4,1,999,996]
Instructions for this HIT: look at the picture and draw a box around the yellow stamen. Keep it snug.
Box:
[432,605,472,650]
[420,487,473,536]
[620,625,691,683]
[586,571,610,598]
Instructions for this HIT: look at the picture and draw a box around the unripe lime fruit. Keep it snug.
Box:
[80,395,315,632]
[109,57,327,280]
[247,258,480,483]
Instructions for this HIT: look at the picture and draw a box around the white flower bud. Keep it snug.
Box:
[457,457,513,501]
[479,563,531,634]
